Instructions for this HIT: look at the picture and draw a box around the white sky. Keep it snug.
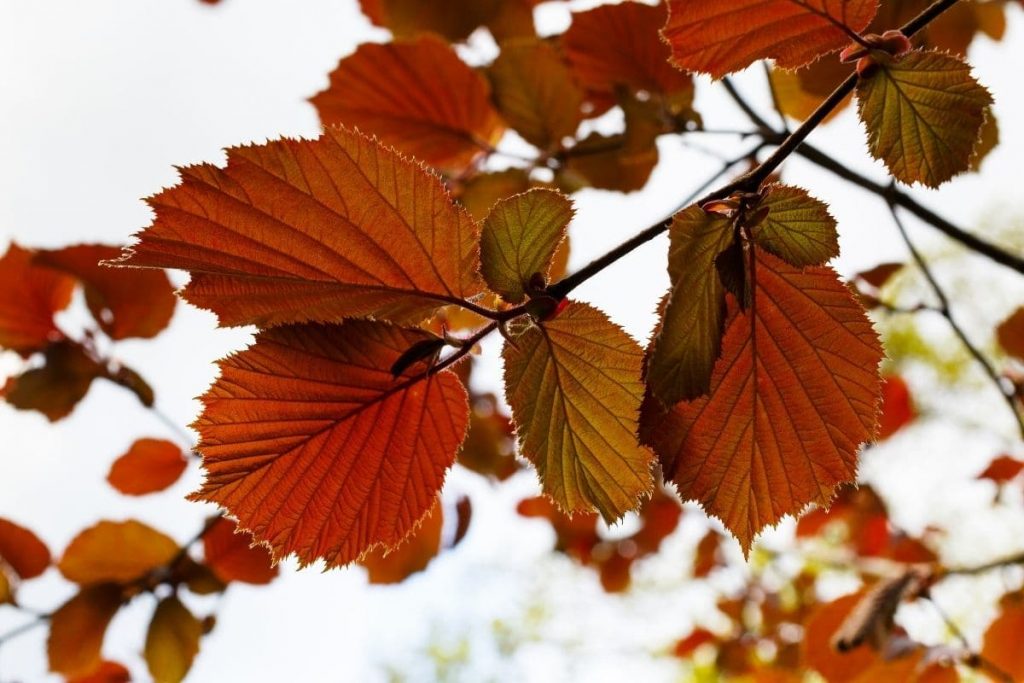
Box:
[2,1,1023,681]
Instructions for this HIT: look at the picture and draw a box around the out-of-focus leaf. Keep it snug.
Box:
[981,594,1024,681]
[978,455,1024,484]
[310,37,504,173]
[0,243,74,355]
[997,306,1024,359]
[1,341,106,421]
[36,244,176,340]
[0,517,51,579]
[878,375,915,439]
[107,438,188,496]
[59,520,179,585]
[47,584,123,677]
[144,595,202,683]
[202,518,277,585]
[357,0,501,42]
[360,498,444,584]
[802,592,881,683]
[67,660,132,683]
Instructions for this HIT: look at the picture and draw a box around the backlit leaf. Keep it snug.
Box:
[978,455,1024,484]
[646,204,734,405]
[856,50,992,188]
[115,126,484,328]
[107,438,188,496]
[1,341,107,421]
[360,498,444,584]
[47,584,123,677]
[769,59,854,122]
[189,321,469,567]
[59,520,179,585]
[648,251,883,551]
[663,0,877,77]
[562,2,694,112]
[0,517,51,579]
[981,594,1024,681]
[67,661,132,683]
[310,37,504,173]
[145,595,202,683]
[458,169,532,221]
[878,374,914,439]
[480,189,573,303]
[202,517,278,585]
[752,185,839,267]
[502,301,654,521]
[0,243,74,355]
[458,392,520,481]
[36,244,176,340]
[358,0,502,42]
[802,592,881,683]
[488,39,584,151]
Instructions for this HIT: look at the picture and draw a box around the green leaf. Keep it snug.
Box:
[502,301,654,521]
[647,204,734,405]
[480,189,573,303]
[856,49,992,188]
[752,185,839,267]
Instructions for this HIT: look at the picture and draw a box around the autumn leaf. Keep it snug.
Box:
[0,243,74,355]
[202,517,277,585]
[458,392,520,481]
[145,595,202,683]
[878,375,914,439]
[647,251,883,551]
[479,188,573,303]
[981,594,1024,681]
[662,0,878,78]
[977,455,1024,484]
[502,301,654,521]
[67,661,132,683]
[646,204,735,405]
[358,0,502,42]
[0,517,51,580]
[458,169,532,221]
[189,321,469,567]
[360,498,444,584]
[562,1,694,113]
[36,244,176,340]
[856,50,993,188]
[1,341,107,421]
[107,438,188,496]
[996,306,1024,359]
[769,59,854,123]
[310,37,503,172]
[802,592,881,683]
[488,39,584,151]
[48,584,123,677]
[752,185,839,267]
[115,126,484,328]
[59,520,179,584]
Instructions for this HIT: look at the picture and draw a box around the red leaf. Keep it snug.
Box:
[0,243,74,355]
[648,251,883,552]
[978,455,1024,484]
[877,375,914,439]
[47,584,123,677]
[189,321,469,567]
[107,438,188,496]
[663,0,878,77]
[360,498,444,584]
[802,592,881,683]
[0,517,51,579]
[310,37,504,173]
[67,661,132,683]
[981,594,1024,681]
[1,341,107,422]
[114,126,484,328]
[202,517,278,585]
[36,244,176,340]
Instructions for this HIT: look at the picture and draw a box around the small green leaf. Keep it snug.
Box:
[752,185,839,267]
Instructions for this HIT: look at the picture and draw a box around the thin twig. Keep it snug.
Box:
[887,203,1024,438]
[922,594,1014,683]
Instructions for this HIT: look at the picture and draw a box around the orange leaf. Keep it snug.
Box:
[673,628,716,657]
[115,126,484,328]
[189,321,469,567]
[479,188,573,303]
[144,595,202,683]
[107,438,188,496]
[648,251,883,551]
[458,393,519,481]
[67,661,132,683]
[59,520,179,585]
[0,243,74,355]
[360,498,444,584]
[802,592,881,683]
[769,59,854,123]
[0,517,51,579]
[856,50,992,188]
[47,584,123,677]
[358,0,503,42]
[310,37,503,173]
[502,301,655,521]
[663,0,877,78]
[487,39,584,151]
[1,341,107,422]
[563,1,693,111]
[202,517,277,585]
[982,594,1024,681]
[36,244,176,340]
